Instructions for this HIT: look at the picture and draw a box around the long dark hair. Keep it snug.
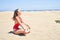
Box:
[13,9,18,20]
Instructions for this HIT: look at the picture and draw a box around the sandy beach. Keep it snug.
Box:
[0,11,60,40]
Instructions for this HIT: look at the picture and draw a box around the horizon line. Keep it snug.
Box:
[0,9,60,12]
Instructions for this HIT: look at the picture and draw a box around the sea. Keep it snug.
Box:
[0,9,60,12]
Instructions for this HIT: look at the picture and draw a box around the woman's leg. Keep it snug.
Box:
[23,29,30,34]
[13,29,25,35]
[24,31,30,34]
[13,29,30,35]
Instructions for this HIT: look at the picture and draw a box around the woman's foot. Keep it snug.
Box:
[24,31,30,34]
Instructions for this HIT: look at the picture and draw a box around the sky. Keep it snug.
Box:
[0,0,60,11]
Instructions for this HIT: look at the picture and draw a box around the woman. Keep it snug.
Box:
[12,9,30,35]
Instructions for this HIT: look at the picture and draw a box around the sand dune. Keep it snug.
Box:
[0,11,60,40]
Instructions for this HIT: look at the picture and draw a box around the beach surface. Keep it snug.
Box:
[0,11,60,40]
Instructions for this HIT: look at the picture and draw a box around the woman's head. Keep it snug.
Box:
[13,9,21,20]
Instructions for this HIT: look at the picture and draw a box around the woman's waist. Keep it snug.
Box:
[14,23,21,25]
[14,23,19,25]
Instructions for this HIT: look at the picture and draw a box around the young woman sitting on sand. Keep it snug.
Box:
[12,9,30,35]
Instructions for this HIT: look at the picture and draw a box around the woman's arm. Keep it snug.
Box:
[22,21,30,29]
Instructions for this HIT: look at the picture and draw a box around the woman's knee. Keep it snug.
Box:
[13,29,24,35]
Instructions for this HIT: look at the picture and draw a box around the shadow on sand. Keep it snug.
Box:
[55,20,60,23]
[8,31,26,36]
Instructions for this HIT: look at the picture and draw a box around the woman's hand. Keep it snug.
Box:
[26,24,30,29]
[22,21,30,29]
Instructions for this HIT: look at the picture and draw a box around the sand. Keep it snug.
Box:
[0,11,60,40]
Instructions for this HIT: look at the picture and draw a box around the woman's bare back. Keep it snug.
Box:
[14,16,22,24]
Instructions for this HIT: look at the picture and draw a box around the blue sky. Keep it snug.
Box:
[0,0,60,10]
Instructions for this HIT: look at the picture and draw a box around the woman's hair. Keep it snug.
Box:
[13,9,19,20]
